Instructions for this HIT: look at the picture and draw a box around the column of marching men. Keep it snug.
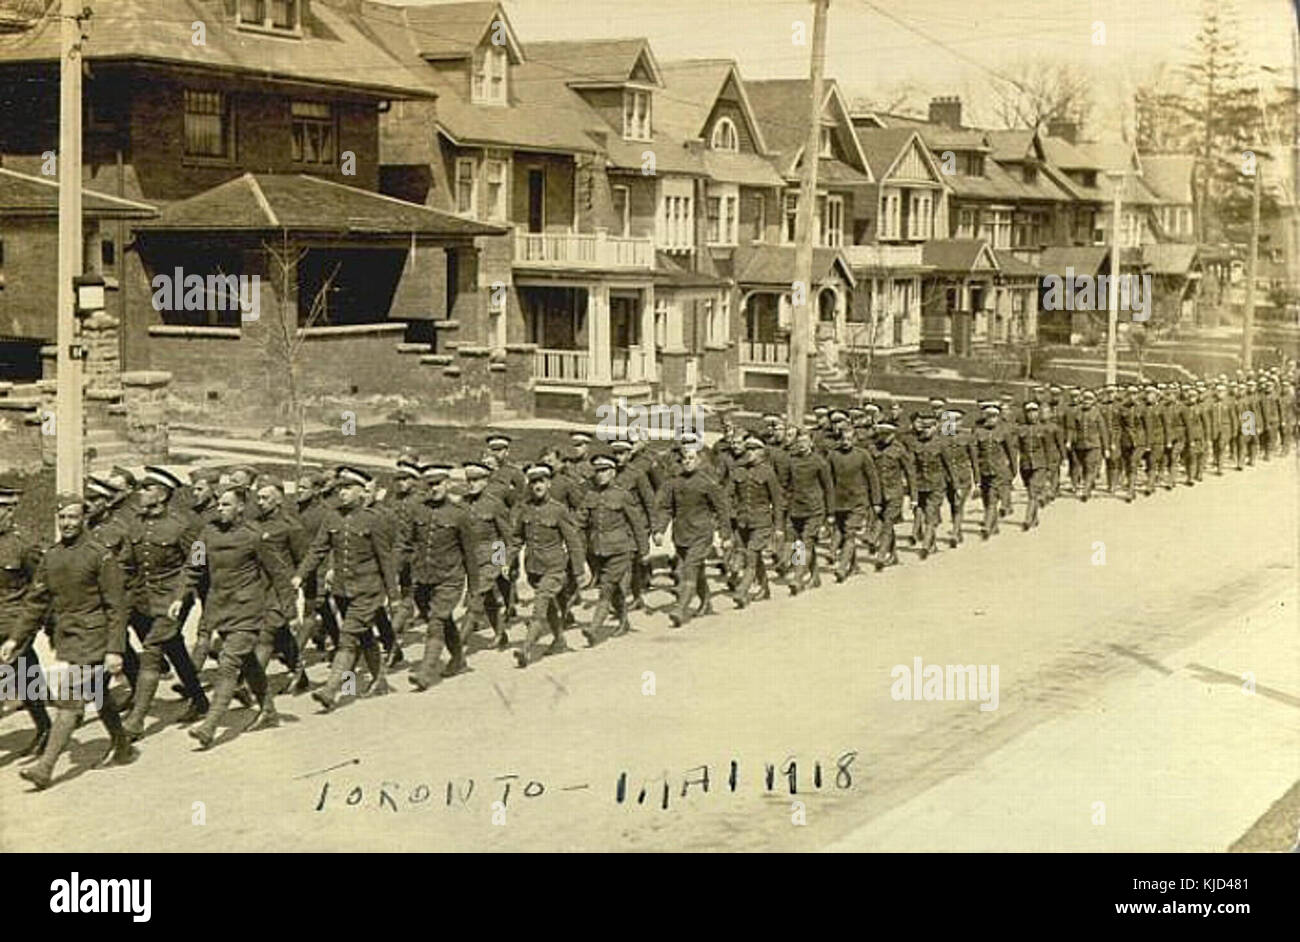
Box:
[0,363,1296,789]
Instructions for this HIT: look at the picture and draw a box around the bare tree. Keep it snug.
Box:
[988,58,1094,131]
[842,315,884,404]
[260,234,341,474]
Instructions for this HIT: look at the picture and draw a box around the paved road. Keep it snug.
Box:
[1,457,1296,852]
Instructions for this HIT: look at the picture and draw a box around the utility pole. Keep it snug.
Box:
[56,0,85,493]
[1242,155,1261,369]
[787,0,829,428]
[1105,169,1123,385]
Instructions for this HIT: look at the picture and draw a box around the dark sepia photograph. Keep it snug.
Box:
[0,0,1296,903]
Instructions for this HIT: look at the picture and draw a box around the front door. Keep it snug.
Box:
[816,288,839,370]
[610,293,641,380]
[527,169,545,233]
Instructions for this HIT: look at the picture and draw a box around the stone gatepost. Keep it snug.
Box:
[504,342,536,415]
[121,370,172,462]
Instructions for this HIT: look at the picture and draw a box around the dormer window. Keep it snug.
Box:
[711,117,738,152]
[473,43,508,105]
[1023,164,1037,184]
[819,126,833,158]
[238,0,300,34]
[623,89,651,141]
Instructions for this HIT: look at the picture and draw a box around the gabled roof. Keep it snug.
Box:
[744,78,872,181]
[732,244,855,287]
[701,150,785,187]
[1041,135,1098,170]
[922,239,999,273]
[854,127,943,185]
[912,124,990,153]
[1039,245,1111,278]
[1138,155,1195,204]
[657,58,769,155]
[402,2,524,63]
[0,0,438,100]
[526,38,662,87]
[1142,242,1199,275]
[984,129,1037,163]
[0,167,157,217]
[1076,137,1142,174]
[137,173,503,238]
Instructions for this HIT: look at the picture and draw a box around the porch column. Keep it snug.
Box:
[588,283,611,383]
[642,284,657,382]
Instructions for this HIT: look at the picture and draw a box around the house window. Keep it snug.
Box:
[703,297,718,345]
[455,158,477,215]
[483,158,508,221]
[955,208,976,239]
[821,194,844,247]
[707,185,738,244]
[711,117,738,151]
[238,0,299,32]
[747,194,766,242]
[101,238,115,267]
[820,126,833,158]
[980,208,1011,248]
[183,90,231,159]
[291,101,335,165]
[1013,211,1043,248]
[654,297,669,348]
[612,185,630,236]
[473,44,508,104]
[783,193,799,243]
[880,193,901,239]
[657,180,693,251]
[623,89,651,141]
[719,290,730,343]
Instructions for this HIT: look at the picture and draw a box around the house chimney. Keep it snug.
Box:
[1047,119,1078,144]
[928,96,962,128]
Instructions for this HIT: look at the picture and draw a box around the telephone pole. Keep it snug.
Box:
[787,0,829,428]
[1105,169,1124,386]
[1242,156,1261,370]
[56,0,85,493]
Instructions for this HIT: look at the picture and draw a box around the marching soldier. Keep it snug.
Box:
[1116,386,1147,502]
[653,433,732,627]
[248,480,307,689]
[486,434,525,618]
[292,467,399,710]
[1099,386,1124,493]
[118,467,210,740]
[0,486,50,759]
[727,436,784,606]
[576,453,647,644]
[1072,389,1112,501]
[973,403,1015,539]
[911,415,954,559]
[940,409,978,546]
[512,463,584,666]
[402,464,479,689]
[174,485,294,747]
[1017,402,1053,530]
[870,422,916,570]
[785,428,833,594]
[7,494,133,789]
[459,461,512,650]
[612,439,655,610]
[826,425,881,581]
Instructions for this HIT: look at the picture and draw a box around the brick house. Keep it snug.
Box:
[0,0,502,417]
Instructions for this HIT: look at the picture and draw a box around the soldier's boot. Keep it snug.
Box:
[582,598,610,647]
[514,618,545,667]
[311,649,355,711]
[755,561,772,601]
[409,632,444,691]
[441,620,468,678]
[19,706,78,789]
[243,656,280,729]
[549,605,573,649]
[361,644,389,697]
[190,670,240,748]
[122,668,160,741]
[19,701,51,761]
[696,572,715,616]
[93,695,136,768]
[176,684,210,723]
[668,588,692,628]
[385,643,405,669]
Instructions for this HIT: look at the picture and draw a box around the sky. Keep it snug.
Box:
[410,0,1299,133]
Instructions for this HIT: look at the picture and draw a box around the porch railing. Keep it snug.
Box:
[739,340,789,365]
[514,229,655,270]
[534,348,590,382]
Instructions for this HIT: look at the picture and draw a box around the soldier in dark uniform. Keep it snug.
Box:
[826,425,881,581]
[1117,386,1147,502]
[1017,402,1053,530]
[400,464,479,689]
[287,471,333,665]
[1072,389,1111,501]
[292,467,400,710]
[1210,383,1233,474]
[118,467,210,739]
[611,439,654,609]
[383,458,423,638]
[727,436,784,606]
[973,403,1015,538]
[1162,385,1185,486]
[486,434,525,618]
[653,433,732,627]
[248,480,307,690]
[1099,386,1124,493]
[911,415,954,559]
[1141,386,1169,493]
[459,461,512,650]
[785,428,832,594]
[8,494,132,789]
[576,453,646,644]
[995,393,1019,516]
[939,408,978,547]
[870,423,916,569]
[175,485,293,747]
[512,464,584,666]
[84,475,144,707]
[0,486,50,759]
